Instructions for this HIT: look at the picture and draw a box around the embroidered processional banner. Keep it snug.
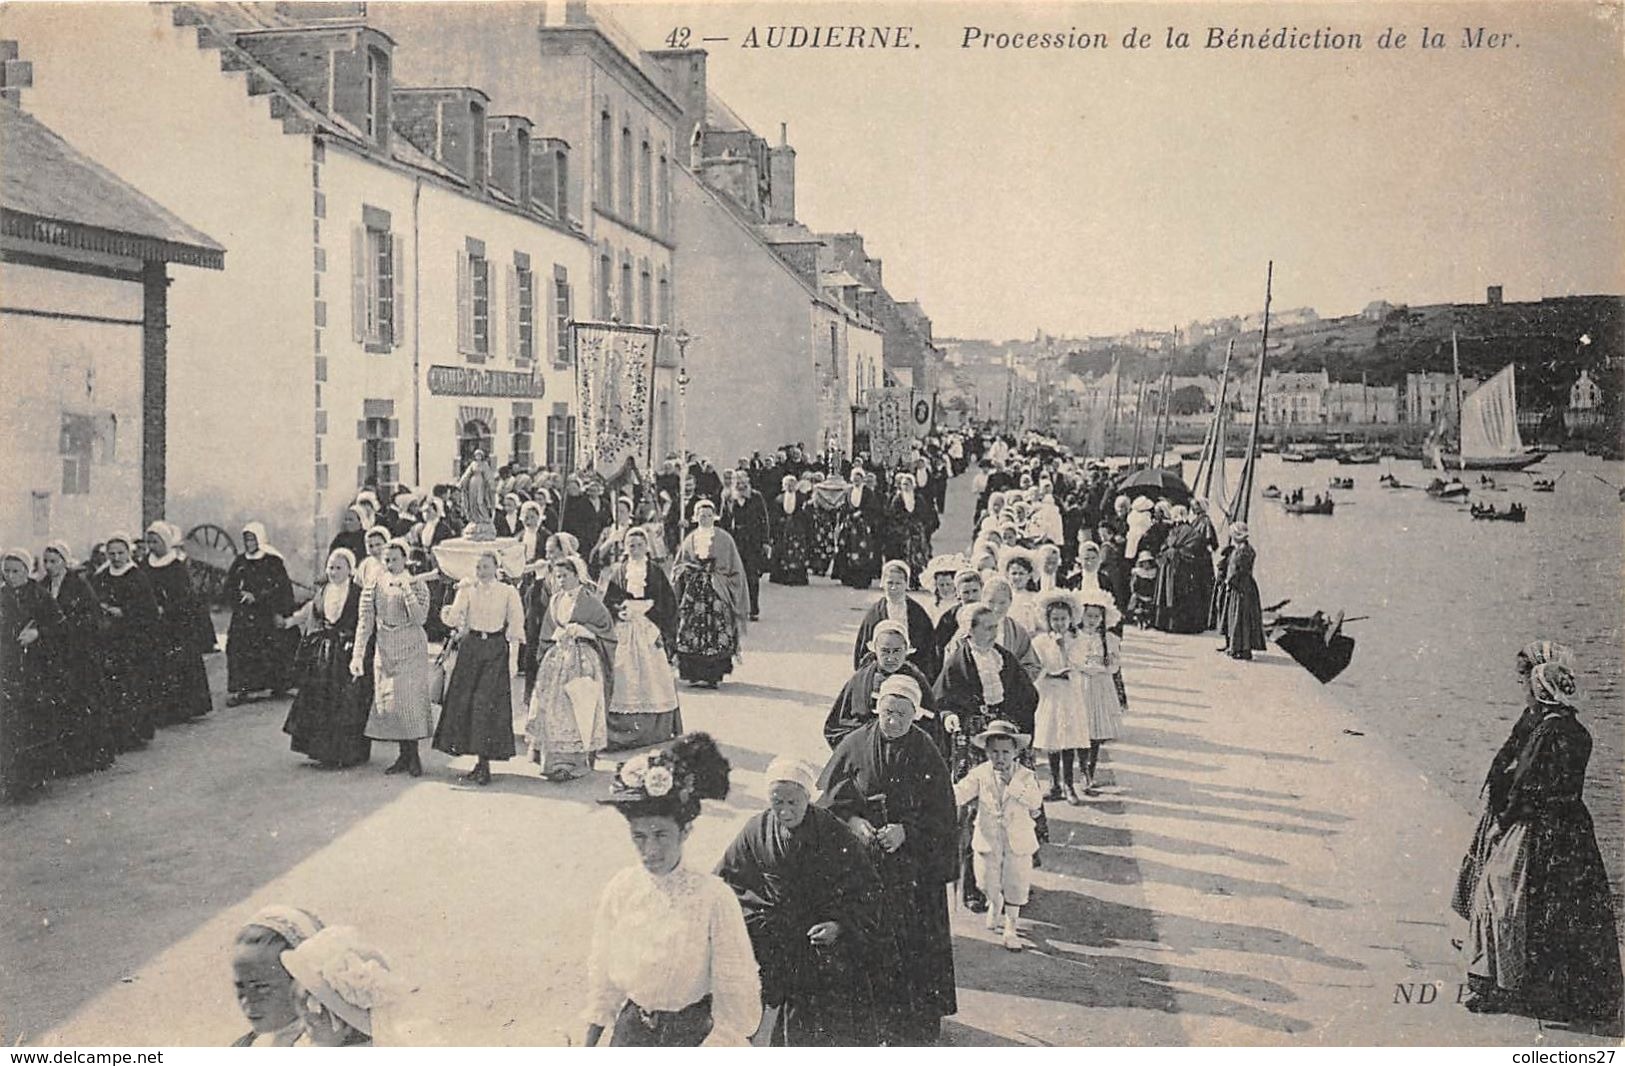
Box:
[866,387,914,468]
[572,321,660,479]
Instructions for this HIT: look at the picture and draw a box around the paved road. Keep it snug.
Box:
[2,472,1606,1046]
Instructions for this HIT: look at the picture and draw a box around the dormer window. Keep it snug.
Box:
[364,48,389,144]
[516,127,532,206]
[470,100,488,187]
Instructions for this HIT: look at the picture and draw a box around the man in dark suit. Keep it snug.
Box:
[720,468,771,621]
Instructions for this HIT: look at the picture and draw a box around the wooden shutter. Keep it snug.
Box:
[545,273,559,368]
[390,236,406,348]
[350,225,367,344]
[456,250,472,353]
[505,263,519,364]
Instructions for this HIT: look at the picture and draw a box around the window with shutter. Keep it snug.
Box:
[505,263,519,363]
[553,266,572,367]
[390,237,405,346]
[456,250,473,353]
[470,251,490,358]
[350,225,367,344]
[517,265,535,365]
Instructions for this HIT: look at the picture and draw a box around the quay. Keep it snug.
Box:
[0,476,1602,1047]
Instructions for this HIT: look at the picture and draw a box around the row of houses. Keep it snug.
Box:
[2,1,938,578]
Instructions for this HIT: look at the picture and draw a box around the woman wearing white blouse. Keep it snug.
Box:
[585,733,761,1046]
[432,551,524,786]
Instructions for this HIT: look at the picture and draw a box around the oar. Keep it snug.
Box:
[1591,472,1621,491]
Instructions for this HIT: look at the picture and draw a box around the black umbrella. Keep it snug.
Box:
[1116,467,1192,502]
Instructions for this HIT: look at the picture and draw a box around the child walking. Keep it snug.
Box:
[1031,590,1092,804]
[954,720,1044,951]
[1075,589,1125,793]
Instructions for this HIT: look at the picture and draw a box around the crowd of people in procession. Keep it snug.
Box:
[6,423,1619,1043]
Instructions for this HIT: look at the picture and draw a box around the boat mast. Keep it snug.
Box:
[1128,363,1148,469]
[1236,261,1273,524]
[1451,329,1465,472]
[1104,357,1122,457]
[1195,339,1234,499]
[1153,356,1174,467]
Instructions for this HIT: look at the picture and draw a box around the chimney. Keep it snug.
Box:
[767,121,796,223]
[0,40,32,106]
[1487,285,1504,305]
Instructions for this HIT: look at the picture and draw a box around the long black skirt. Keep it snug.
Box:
[675,567,737,685]
[433,632,516,760]
[227,609,297,694]
[283,627,372,767]
[151,632,213,725]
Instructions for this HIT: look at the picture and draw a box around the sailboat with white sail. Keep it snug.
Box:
[1429,331,1544,471]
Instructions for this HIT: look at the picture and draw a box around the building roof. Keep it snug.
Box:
[1,102,224,268]
[705,91,751,134]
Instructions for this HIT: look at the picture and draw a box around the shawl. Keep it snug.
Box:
[674,526,751,633]
[933,639,1039,733]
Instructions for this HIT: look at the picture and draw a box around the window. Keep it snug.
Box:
[639,139,652,227]
[597,251,612,319]
[511,408,534,469]
[657,152,668,235]
[60,413,96,495]
[364,49,389,143]
[458,419,493,476]
[546,411,575,470]
[597,109,613,207]
[470,101,488,186]
[516,262,535,363]
[554,148,569,219]
[362,415,395,488]
[620,125,633,218]
[516,128,532,206]
[458,238,490,359]
[658,269,670,326]
[352,208,401,350]
[552,265,572,366]
[639,262,652,325]
[619,259,633,321]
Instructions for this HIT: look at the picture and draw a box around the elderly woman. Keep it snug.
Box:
[279,548,370,769]
[672,498,751,689]
[2,549,64,798]
[350,539,434,777]
[328,505,369,563]
[1218,523,1266,660]
[526,555,616,781]
[1456,649,1623,1023]
[716,756,887,1046]
[600,526,682,750]
[817,675,958,1044]
[224,522,296,706]
[433,550,524,786]
[142,522,216,725]
[91,532,161,752]
[806,471,846,580]
[41,542,114,773]
[585,734,759,1046]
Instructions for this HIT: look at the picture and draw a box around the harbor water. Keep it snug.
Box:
[1184,452,1625,892]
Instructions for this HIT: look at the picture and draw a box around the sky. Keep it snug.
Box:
[605,0,1624,340]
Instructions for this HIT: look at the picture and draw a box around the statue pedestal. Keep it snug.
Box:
[433,536,528,583]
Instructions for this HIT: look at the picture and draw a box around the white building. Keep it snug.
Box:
[4,4,592,578]
[1323,381,1400,425]
[1405,371,1478,425]
[1263,370,1329,426]
[2,91,223,558]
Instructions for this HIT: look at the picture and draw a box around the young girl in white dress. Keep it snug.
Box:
[1074,588,1124,794]
[1030,591,1092,805]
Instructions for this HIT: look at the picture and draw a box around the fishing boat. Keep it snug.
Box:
[1261,484,1282,500]
[1328,476,1354,490]
[1378,472,1410,489]
[1265,609,1357,684]
[1425,477,1470,500]
[1431,337,1545,471]
[1283,497,1335,515]
[1470,502,1527,523]
[1336,450,1381,465]
[1280,447,1314,463]
[1530,478,1556,493]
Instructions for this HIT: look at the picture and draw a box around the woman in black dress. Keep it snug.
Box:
[770,475,812,587]
[1218,523,1266,660]
[1458,655,1623,1027]
[327,505,368,563]
[40,542,115,773]
[90,532,160,751]
[141,522,216,725]
[2,549,65,799]
[224,522,296,706]
[280,548,371,769]
[833,469,882,590]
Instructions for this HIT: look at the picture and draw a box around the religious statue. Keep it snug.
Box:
[458,449,498,540]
